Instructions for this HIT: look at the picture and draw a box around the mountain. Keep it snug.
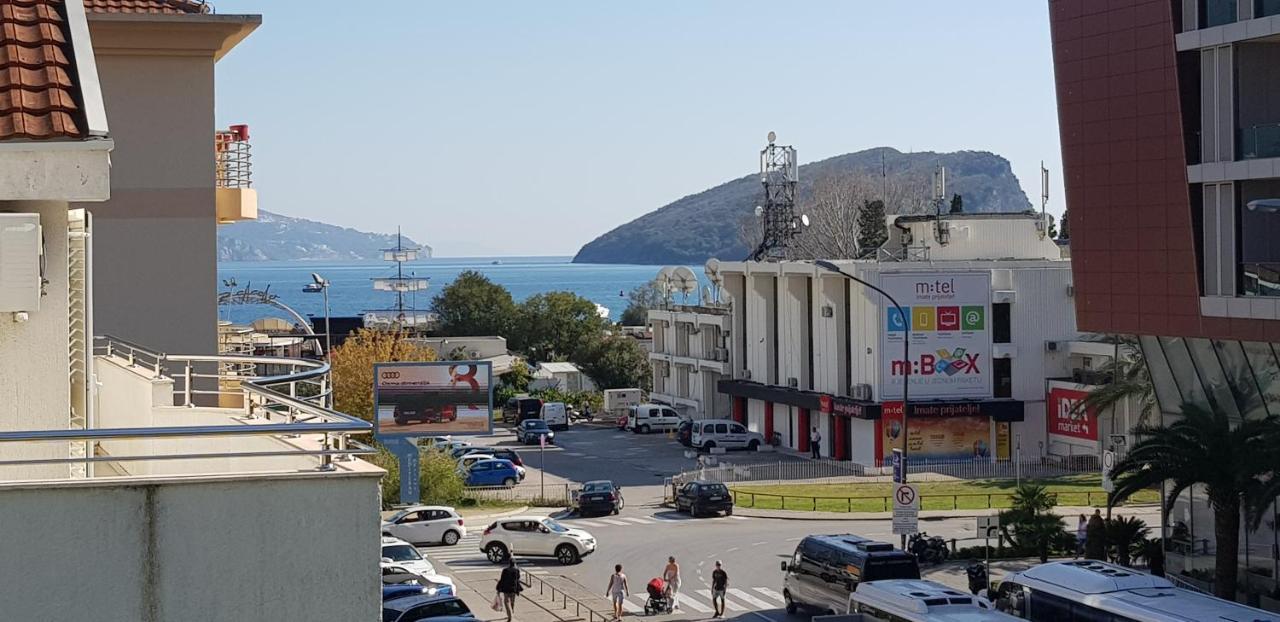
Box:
[572,147,1033,265]
[218,210,431,261]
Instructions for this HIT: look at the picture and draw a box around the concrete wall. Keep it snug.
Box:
[0,472,381,622]
[83,52,217,357]
[0,201,70,481]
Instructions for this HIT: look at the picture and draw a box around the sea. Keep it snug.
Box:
[216,257,702,325]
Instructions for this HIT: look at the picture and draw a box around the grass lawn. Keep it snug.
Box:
[730,474,1159,513]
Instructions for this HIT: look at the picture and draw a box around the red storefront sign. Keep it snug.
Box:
[1047,387,1097,441]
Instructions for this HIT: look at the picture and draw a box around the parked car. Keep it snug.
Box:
[626,403,682,434]
[383,582,453,602]
[459,453,526,480]
[780,534,920,616]
[540,401,569,430]
[575,480,624,516]
[480,516,596,565]
[691,419,765,451]
[380,536,455,592]
[393,400,457,426]
[518,419,555,445]
[483,447,524,467]
[422,436,451,448]
[381,593,475,622]
[382,505,466,546]
[673,480,734,517]
[503,396,544,424]
[462,458,521,487]
[436,440,471,455]
[676,420,693,446]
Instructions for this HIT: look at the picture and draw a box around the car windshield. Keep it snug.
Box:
[382,545,422,562]
[385,510,409,523]
[541,518,570,533]
[582,482,612,493]
[527,422,548,430]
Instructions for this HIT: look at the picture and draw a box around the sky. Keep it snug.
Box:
[212,1,1063,257]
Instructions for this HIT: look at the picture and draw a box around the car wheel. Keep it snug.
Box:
[503,477,517,488]
[394,417,406,425]
[611,506,620,515]
[724,506,733,516]
[442,530,460,546]
[784,591,797,614]
[747,439,760,451]
[639,424,651,434]
[690,503,701,518]
[703,441,716,451]
[485,543,509,564]
[556,544,580,565]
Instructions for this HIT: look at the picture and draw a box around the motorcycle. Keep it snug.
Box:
[908,532,951,564]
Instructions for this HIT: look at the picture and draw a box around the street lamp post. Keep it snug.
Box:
[308,273,332,364]
[814,260,912,546]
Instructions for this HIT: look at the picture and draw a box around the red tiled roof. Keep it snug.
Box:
[83,0,209,14]
[0,0,83,139]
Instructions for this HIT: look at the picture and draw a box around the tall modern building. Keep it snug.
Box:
[1050,0,1280,595]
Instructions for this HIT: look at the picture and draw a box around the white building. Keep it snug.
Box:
[531,361,598,392]
[648,303,733,419]
[715,213,1082,463]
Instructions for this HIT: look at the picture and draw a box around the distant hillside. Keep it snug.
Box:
[573,147,1032,265]
[218,210,431,261]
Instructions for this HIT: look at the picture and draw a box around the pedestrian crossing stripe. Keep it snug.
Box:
[617,587,786,613]
[727,588,773,609]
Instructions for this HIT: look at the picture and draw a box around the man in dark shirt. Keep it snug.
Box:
[496,559,522,622]
[710,560,728,618]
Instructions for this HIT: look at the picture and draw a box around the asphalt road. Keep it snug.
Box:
[426,424,1160,621]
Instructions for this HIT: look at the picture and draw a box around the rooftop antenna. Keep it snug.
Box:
[671,266,698,304]
[704,258,723,305]
[748,131,806,261]
[932,164,947,216]
[1039,161,1050,239]
[657,266,676,307]
[370,227,429,330]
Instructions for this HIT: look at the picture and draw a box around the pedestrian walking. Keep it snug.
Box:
[1074,514,1087,559]
[810,427,821,459]
[710,560,728,618]
[496,559,522,622]
[606,563,629,621]
[663,556,681,610]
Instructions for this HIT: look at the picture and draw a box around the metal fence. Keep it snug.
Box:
[520,570,612,622]
[676,456,1094,488]
[464,483,572,507]
[729,488,1115,513]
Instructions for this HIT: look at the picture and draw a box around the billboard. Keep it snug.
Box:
[878,272,992,400]
[1048,386,1097,441]
[374,361,493,437]
[879,401,993,461]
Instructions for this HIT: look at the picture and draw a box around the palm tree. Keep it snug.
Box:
[1104,516,1150,567]
[1075,338,1158,427]
[999,484,1068,563]
[1107,402,1280,599]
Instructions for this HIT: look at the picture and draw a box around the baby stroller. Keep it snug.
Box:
[644,577,672,615]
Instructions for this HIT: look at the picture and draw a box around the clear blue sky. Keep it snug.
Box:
[212,1,1062,257]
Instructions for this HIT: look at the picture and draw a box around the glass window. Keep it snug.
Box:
[1028,589,1075,622]
[1242,341,1280,416]
[381,545,422,562]
[1201,0,1237,27]
[1140,335,1186,417]
[715,424,728,434]
[663,408,679,417]
[1212,340,1270,418]
[730,424,746,433]
[992,303,1011,343]
[1158,337,1209,409]
[1260,0,1280,19]
[994,358,1013,398]
[1186,338,1241,420]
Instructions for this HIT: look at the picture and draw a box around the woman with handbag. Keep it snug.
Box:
[496,559,522,622]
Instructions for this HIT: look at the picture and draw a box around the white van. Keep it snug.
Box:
[627,403,682,434]
[541,402,569,430]
[691,419,765,451]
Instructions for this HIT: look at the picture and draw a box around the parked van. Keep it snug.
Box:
[503,396,543,424]
[540,401,569,430]
[780,534,920,616]
[626,403,682,434]
[691,419,765,451]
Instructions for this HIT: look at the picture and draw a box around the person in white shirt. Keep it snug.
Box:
[810,427,821,459]
[663,556,681,610]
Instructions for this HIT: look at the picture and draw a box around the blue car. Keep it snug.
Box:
[383,582,453,602]
[463,458,520,488]
[381,593,474,622]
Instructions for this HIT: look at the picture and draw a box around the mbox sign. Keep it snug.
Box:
[878,272,992,399]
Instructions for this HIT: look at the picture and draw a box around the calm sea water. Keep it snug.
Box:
[216,257,702,324]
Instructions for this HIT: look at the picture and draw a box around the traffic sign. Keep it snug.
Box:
[976,515,1000,538]
[1101,450,1116,493]
[892,483,919,535]
[891,449,905,484]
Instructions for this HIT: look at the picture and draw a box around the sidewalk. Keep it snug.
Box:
[734,504,1160,521]
[454,570,611,622]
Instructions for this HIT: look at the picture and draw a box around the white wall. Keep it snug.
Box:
[0,201,70,481]
[0,472,381,622]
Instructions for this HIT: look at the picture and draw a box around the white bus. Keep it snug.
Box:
[848,579,1021,622]
[995,560,1278,622]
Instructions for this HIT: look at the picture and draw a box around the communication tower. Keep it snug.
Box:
[748,131,806,260]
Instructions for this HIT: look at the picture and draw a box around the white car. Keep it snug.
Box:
[380,536,455,591]
[459,453,526,480]
[382,505,467,546]
[437,440,471,454]
[480,516,596,565]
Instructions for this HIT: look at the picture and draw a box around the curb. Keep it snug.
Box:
[733,503,1161,522]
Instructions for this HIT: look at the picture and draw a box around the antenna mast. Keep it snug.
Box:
[748,131,804,261]
[1040,161,1050,239]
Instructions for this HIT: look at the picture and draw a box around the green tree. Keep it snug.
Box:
[998,484,1067,563]
[432,270,517,338]
[1108,402,1280,599]
[574,335,652,391]
[949,193,964,214]
[419,447,466,504]
[620,278,666,326]
[1105,515,1150,567]
[331,328,436,423]
[1059,209,1070,240]
[1075,339,1158,427]
[855,199,888,257]
[495,359,532,406]
[512,291,609,363]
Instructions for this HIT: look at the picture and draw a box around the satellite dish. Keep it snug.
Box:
[800,214,810,227]
[754,205,764,217]
[671,266,698,303]
[767,131,776,144]
[657,266,676,302]
[704,259,723,305]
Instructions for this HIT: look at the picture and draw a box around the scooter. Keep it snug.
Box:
[908,532,950,564]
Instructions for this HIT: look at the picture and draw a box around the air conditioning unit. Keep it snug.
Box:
[741,369,752,380]
[1045,341,1059,352]
[0,213,42,313]
[852,383,873,401]
[787,377,799,388]
[712,347,729,362]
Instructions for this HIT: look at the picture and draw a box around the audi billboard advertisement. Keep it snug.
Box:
[373,361,493,437]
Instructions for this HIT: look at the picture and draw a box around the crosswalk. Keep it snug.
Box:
[418,534,552,576]
[619,586,786,614]
[563,514,750,528]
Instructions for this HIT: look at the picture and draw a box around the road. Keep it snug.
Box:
[426,423,1158,621]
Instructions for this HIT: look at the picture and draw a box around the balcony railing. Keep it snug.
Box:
[215,124,252,189]
[0,337,373,475]
[1239,123,1280,160]
[877,245,930,262]
[1243,262,1280,297]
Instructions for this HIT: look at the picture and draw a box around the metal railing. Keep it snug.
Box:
[0,336,375,473]
[877,246,930,262]
[464,483,572,506]
[728,489,1116,513]
[215,126,252,188]
[1240,123,1280,160]
[519,570,612,622]
[675,457,1095,488]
